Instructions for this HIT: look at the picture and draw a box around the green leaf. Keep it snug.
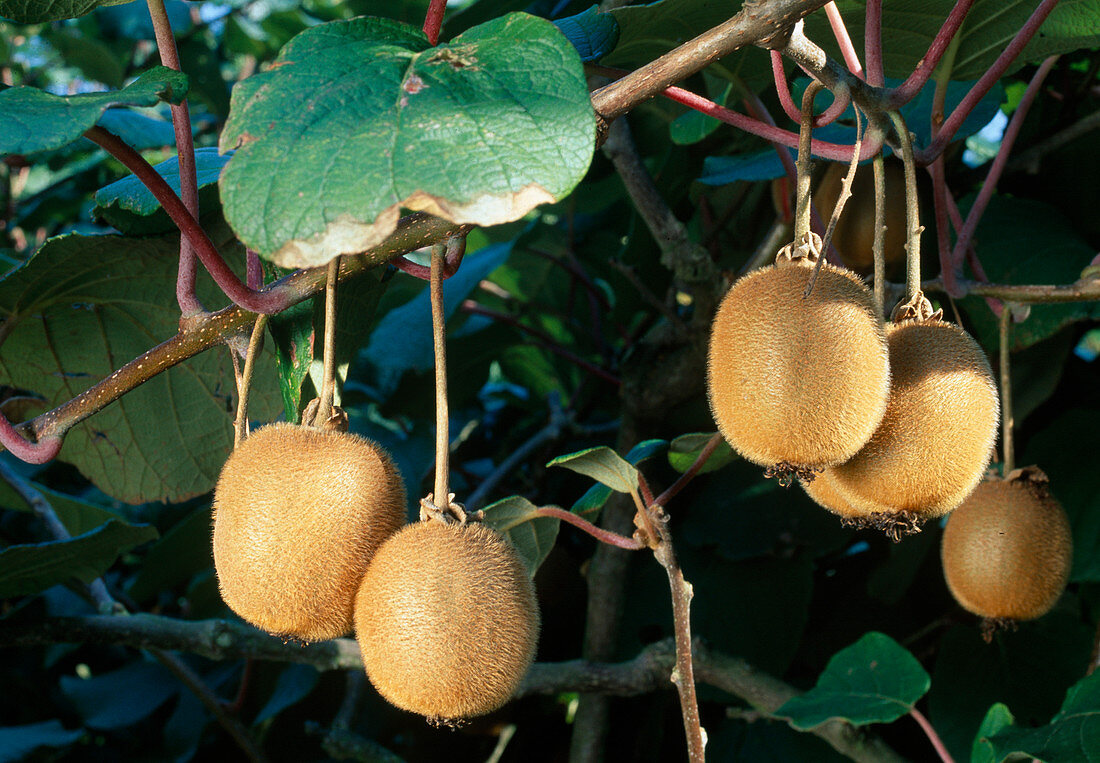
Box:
[126,505,214,604]
[60,659,178,730]
[962,196,1099,351]
[553,6,619,62]
[0,721,83,763]
[94,148,232,236]
[667,432,734,474]
[567,438,666,518]
[480,495,560,577]
[803,0,1100,81]
[0,0,134,24]
[219,14,595,268]
[549,445,639,495]
[971,703,1014,763]
[253,664,319,724]
[265,265,315,424]
[44,29,125,89]
[777,632,930,729]
[0,519,157,597]
[0,67,189,155]
[987,672,1100,762]
[0,478,122,537]
[0,224,281,503]
[95,109,176,151]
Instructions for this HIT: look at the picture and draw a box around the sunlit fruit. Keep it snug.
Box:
[941,467,1072,623]
[814,160,907,275]
[707,251,890,477]
[212,422,406,641]
[355,519,539,722]
[824,315,999,527]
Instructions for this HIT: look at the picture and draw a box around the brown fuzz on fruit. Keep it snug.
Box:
[707,243,891,476]
[355,519,539,722]
[212,422,406,641]
[813,160,908,275]
[802,473,922,540]
[941,467,1072,632]
[823,308,999,524]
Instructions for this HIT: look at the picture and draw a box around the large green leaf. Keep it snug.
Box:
[987,672,1100,762]
[0,224,281,503]
[480,495,560,577]
[0,519,157,597]
[126,505,214,604]
[59,659,178,730]
[803,0,1100,81]
[0,67,189,155]
[0,0,134,24]
[777,632,930,729]
[0,477,122,537]
[219,14,595,268]
[94,148,233,236]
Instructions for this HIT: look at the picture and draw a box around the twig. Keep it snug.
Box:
[947,56,1059,274]
[146,0,204,317]
[654,433,724,508]
[823,1,863,77]
[872,153,887,320]
[390,234,466,281]
[0,414,62,464]
[863,0,884,86]
[999,306,1015,475]
[316,257,340,424]
[910,707,955,763]
[922,276,1100,304]
[770,50,852,126]
[534,506,645,550]
[234,314,269,447]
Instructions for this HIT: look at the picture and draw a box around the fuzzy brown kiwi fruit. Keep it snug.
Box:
[941,467,1072,624]
[824,314,999,526]
[813,161,907,275]
[707,253,891,477]
[354,520,539,722]
[212,422,406,641]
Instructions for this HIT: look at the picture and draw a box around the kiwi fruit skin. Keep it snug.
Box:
[814,161,907,275]
[941,474,1072,620]
[801,471,867,519]
[355,521,539,721]
[707,258,891,471]
[824,319,999,518]
[212,422,406,641]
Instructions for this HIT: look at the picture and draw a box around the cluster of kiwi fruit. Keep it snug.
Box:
[211,416,539,723]
[706,229,1000,538]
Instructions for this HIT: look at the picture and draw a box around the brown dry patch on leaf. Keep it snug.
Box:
[271,206,401,269]
[403,183,555,226]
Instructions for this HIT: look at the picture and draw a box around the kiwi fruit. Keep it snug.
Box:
[355,520,539,722]
[212,422,406,641]
[707,250,891,477]
[824,313,999,529]
[801,470,865,520]
[814,160,907,275]
[941,467,1072,626]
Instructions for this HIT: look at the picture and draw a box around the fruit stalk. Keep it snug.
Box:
[887,111,921,302]
[999,306,1014,474]
[234,314,269,447]
[794,81,825,244]
[430,243,450,509]
[909,707,955,763]
[317,256,340,424]
[872,153,887,320]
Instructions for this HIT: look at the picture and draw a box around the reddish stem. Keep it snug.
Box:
[864,0,885,87]
[637,472,656,508]
[0,415,62,464]
[535,506,644,550]
[824,1,863,77]
[246,250,262,291]
[654,433,724,508]
[423,0,446,45]
[146,0,203,317]
[769,52,852,127]
[390,235,466,280]
[942,187,1002,315]
[915,0,1060,163]
[888,0,974,107]
[948,56,1058,273]
[910,707,956,763]
[927,158,961,297]
[85,127,293,314]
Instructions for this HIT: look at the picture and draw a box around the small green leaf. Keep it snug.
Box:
[549,446,639,495]
[94,148,232,235]
[566,439,666,518]
[668,432,734,474]
[0,67,189,155]
[971,703,1014,763]
[987,672,1100,762]
[0,0,134,24]
[0,519,158,597]
[219,14,595,267]
[777,632,930,729]
[480,495,560,577]
[552,6,619,62]
[0,721,83,763]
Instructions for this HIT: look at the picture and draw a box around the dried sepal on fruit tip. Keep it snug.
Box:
[212,422,407,641]
[941,466,1072,629]
[823,305,999,523]
[355,519,539,722]
[707,234,891,477]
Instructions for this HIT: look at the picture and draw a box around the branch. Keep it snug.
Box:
[0,616,907,762]
[922,277,1100,303]
[19,213,465,448]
